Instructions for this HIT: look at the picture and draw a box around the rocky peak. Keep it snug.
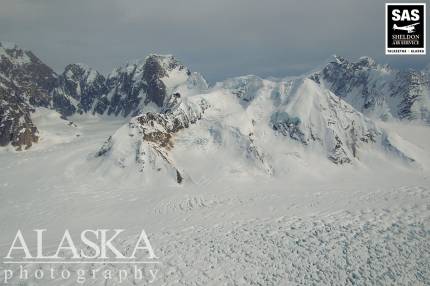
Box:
[142,55,170,107]
[96,95,209,183]
[326,55,378,74]
[0,44,208,150]
[57,63,107,114]
[0,42,57,107]
[64,63,95,80]
[50,53,205,118]
[269,79,385,164]
[0,42,57,149]
[142,54,192,107]
[100,54,205,117]
[311,55,430,122]
[0,45,38,149]
[0,42,33,66]
[144,54,189,78]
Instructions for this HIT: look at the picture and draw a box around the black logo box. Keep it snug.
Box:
[386,3,425,48]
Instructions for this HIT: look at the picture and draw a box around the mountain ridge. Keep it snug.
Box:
[0,42,427,183]
[0,42,208,149]
[311,55,430,122]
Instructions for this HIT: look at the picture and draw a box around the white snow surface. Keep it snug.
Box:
[0,96,429,284]
[95,76,420,185]
[0,111,429,285]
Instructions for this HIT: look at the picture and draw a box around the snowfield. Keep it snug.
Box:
[0,110,429,285]
[1,40,429,285]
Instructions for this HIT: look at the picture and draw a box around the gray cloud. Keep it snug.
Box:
[1,0,429,83]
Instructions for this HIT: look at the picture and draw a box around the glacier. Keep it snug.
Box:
[0,42,429,285]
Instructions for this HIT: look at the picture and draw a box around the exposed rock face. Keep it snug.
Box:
[0,42,55,149]
[268,79,382,164]
[311,56,430,122]
[142,55,169,107]
[96,76,416,184]
[96,95,209,183]
[0,42,57,108]
[0,40,425,176]
[99,54,204,117]
[394,71,430,121]
[53,63,107,116]
[0,42,207,149]
[0,43,413,180]
[220,76,413,165]
[0,77,38,150]
[53,55,191,118]
[101,62,147,117]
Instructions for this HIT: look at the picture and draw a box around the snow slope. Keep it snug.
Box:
[94,75,419,184]
[0,116,429,285]
[0,46,429,284]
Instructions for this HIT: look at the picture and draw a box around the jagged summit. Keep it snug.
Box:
[0,42,208,149]
[120,54,178,67]
[145,54,186,70]
[329,55,378,69]
[99,52,207,116]
[53,63,107,115]
[0,43,57,149]
[0,41,428,183]
[94,73,417,184]
[0,41,24,58]
[96,94,210,183]
[0,42,47,68]
[311,55,430,121]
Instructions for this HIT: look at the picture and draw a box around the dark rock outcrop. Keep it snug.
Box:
[0,42,54,149]
[311,55,430,122]
[96,95,209,183]
[0,76,38,149]
[0,42,207,150]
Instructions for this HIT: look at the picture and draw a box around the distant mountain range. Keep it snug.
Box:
[0,42,208,149]
[0,41,428,182]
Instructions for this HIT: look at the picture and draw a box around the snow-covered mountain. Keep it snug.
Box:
[52,54,208,118]
[95,74,417,183]
[2,43,429,286]
[0,42,207,149]
[0,42,426,180]
[311,55,430,122]
[95,93,210,183]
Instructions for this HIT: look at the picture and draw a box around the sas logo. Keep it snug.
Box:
[385,3,426,55]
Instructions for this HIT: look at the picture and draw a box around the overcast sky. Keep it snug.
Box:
[1,0,429,83]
